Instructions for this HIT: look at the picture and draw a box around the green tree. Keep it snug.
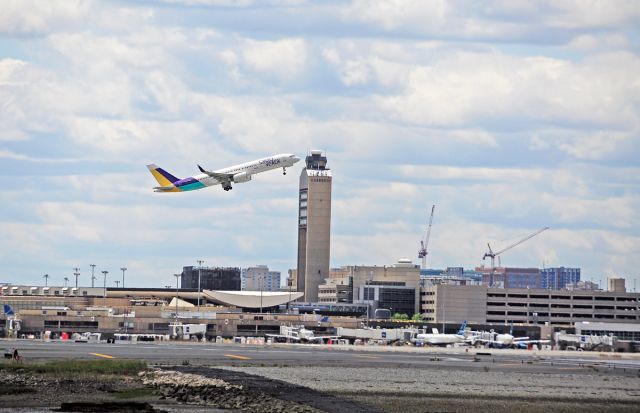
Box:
[411,313,423,321]
[392,313,409,320]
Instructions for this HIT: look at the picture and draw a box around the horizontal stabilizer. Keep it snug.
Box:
[154,186,180,192]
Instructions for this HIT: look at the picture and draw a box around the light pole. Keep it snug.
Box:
[120,267,127,289]
[115,280,120,288]
[63,277,69,287]
[101,270,108,307]
[43,274,49,286]
[174,274,181,320]
[197,260,204,311]
[441,284,446,333]
[73,268,80,288]
[260,274,264,314]
[90,264,96,288]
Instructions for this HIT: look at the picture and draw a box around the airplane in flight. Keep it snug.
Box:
[147,153,300,192]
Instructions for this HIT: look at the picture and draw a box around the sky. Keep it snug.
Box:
[0,0,639,290]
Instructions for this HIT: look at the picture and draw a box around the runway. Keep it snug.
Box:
[6,339,640,376]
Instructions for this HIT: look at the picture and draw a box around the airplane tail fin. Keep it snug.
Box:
[3,304,15,316]
[457,320,467,335]
[147,164,180,188]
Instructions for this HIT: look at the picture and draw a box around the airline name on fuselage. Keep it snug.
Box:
[259,158,281,167]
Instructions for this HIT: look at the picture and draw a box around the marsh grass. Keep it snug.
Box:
[0,359,147,375]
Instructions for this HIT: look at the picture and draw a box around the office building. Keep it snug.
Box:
[420,284,639,325]
[241,266,281,292]
[181,266,240,291]
[318,277,353,304]
[565,280,600,291]
[540,267,580,290]
[478,267,541,289]
[296,150,332,302]
[609,277,626,293]
[319,260,421,315]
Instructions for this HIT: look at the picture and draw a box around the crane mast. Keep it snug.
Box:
[418,204,436,270]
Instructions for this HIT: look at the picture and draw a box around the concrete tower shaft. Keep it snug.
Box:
[296,150,332,302]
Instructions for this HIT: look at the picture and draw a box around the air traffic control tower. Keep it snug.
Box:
[296,150,332,302]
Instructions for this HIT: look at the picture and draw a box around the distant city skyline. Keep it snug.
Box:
[0,1,638,288]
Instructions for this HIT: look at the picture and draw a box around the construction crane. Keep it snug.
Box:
[418,204,436,270]
[483,226,550,269]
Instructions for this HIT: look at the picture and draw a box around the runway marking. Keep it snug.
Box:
[354,355,381,359]
[224,354,251,360]
[90,353,115,359]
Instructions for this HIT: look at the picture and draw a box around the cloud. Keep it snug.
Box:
[380,51,640,128]
[1,0,639,288]
[0,0,92,35]
[239,38,308,79]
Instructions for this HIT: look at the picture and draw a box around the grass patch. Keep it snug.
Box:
[113,387,155,399]
[0,359,147,376]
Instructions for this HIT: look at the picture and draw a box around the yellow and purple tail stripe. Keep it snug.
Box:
[146,164,206,192]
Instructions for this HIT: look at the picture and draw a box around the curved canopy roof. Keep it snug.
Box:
[107,288,303,309]
[203,290,304,308]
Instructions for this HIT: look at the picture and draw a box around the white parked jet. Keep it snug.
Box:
[147,153,300,192]
[415,321,468,346]
[468,326,550,348]
[266,325,340,344]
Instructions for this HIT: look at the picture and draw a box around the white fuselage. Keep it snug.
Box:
[197,153,299,187]
[416,333,465,345]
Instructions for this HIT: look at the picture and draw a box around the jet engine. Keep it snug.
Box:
[233,172,252,183]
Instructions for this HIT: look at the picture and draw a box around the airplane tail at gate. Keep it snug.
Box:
[147,164,179,185]
[3,304,15,316]
[457,320,468,336]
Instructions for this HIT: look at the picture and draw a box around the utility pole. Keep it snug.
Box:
[174,274,181,320]
[197,260,204,312]
[120,267,127,289]
[90,264,96,288]
[260,274,264,314]
[441,284,446,334]
[73,268,80,288]
[101,270,108,307]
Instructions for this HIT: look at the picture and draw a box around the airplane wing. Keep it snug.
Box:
[515,339,550,344]
[512,336,531,342]
[265,334,302,341]
[197,165,234,182]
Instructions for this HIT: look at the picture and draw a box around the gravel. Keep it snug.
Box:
[221,366,640,399]
[221,365,640,413]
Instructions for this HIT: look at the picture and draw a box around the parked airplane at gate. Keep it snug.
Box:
[266,325,340,344]
[414,321,468,346]
[468,326,550,348]
[147,153,300,192]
